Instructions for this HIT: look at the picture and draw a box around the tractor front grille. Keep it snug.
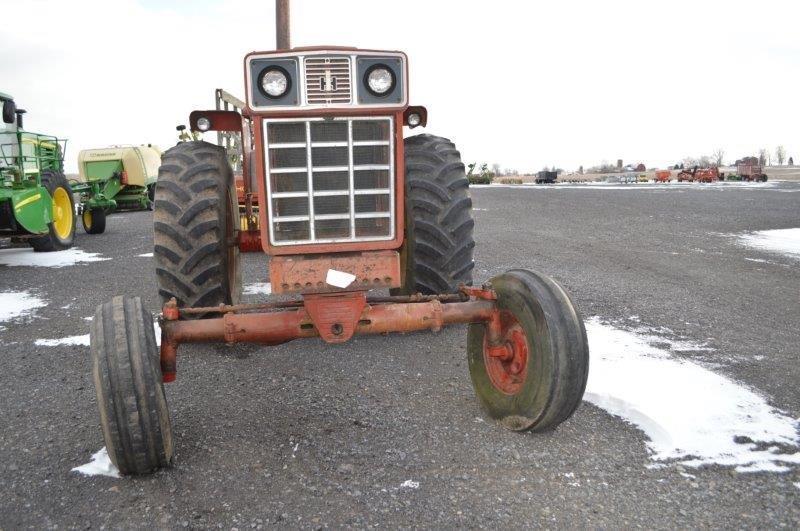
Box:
[304,56,352,105]
[263,116,394,246]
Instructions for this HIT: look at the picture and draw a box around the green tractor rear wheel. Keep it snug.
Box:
[467,269,589,432]
[82,208,106,234]
[29,170,76,252]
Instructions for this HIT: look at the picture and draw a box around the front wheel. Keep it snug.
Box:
[467,269,589,432]
[82,208,106,234]
[90,296,173,475]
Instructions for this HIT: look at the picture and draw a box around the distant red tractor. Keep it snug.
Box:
[88,0,590,475]
[676,166,721,183]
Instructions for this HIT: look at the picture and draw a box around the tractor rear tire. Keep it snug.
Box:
[154,141,241,313]
[90,296,173,475]
[393,134,474,295]
[29,171,76,252]
[82,208,106,234]
[467,269,589,432]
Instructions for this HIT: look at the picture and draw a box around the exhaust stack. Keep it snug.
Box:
[276,0,290,50]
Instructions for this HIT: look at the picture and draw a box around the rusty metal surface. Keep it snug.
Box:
[238,228,262,253]
[159,297,497,383]
[189,110,243,132]
[303,292,367,343]
[269,251,401,294]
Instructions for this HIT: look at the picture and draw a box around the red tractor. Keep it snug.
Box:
[88,1,589,475]
[676,166,720,183]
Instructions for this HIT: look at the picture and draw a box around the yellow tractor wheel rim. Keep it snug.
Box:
[52,187,73,240]
[82,210,92,230]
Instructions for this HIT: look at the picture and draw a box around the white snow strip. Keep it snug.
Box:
[37,321,161,347]
[326,269,356,289]
[585,317,800,472]
[71,447,120,478]
[737,228,800,260]
[243,282,272,295]
[400,479,419,489]
[35,334,89,346]
[0,291,47,323]
[0,248,109,268]
[137,252,153,257]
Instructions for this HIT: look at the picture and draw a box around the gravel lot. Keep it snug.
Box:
[1,181,798,528]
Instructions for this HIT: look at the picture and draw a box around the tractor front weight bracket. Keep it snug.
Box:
[158,286,503,383]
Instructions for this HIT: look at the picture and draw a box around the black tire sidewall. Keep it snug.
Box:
[82,208,106,234]
[467,270,589,432]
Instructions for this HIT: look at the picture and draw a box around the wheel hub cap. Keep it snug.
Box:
[483,310,529,395]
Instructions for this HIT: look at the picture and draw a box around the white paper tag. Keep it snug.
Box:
[326,269,356,289]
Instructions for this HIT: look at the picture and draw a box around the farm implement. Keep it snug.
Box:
[71,145,161,234]
[0,92,75,251]
[677,166,721,183]
[89,0,590,475]
[736,157,768,182]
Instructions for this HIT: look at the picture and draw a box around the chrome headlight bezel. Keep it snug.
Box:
[363,64,396,97]
[258,66,291,99]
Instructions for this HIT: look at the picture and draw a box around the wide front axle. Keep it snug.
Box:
[158,287,504,383]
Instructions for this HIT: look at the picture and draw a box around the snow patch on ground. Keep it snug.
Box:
[244,282,272,295]
[737,228,800,260]
[71,447,120,478]
[35,334,89,346]
[0,291,47,324]
[0,248,109,268]
[37,321,161,347]
[400,480,419,489]
[585,317,800,472]
[137,252,153,257]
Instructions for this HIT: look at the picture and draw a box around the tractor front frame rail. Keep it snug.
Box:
[159,287,505,383]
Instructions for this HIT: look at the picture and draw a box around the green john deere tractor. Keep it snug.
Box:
[0,92,76,251]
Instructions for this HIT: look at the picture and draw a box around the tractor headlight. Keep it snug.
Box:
[259,67,290,98]
[365,65,395,96]
[196,117,211,131]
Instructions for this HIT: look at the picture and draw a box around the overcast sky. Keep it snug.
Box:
[1,0,798,173]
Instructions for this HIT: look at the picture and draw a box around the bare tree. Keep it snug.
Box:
[712,148,725,167]
[758,148,768,166]
[775,146,786,165]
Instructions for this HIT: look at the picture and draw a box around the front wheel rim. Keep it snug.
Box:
[52,187,73,239]
[483,310,529,395]
[82,210,92,230]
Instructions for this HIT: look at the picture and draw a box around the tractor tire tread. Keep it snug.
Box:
[153,141,240,312]
[395,134,474,295]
